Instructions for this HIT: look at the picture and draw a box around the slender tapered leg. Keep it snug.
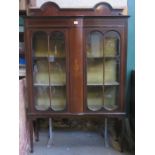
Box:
[120,118,125,152]
[49,118,52,139]
[104,118,109,147]
[29,120,33,153]
[36,119,39,141]
[47,118,53,148]
[33,119,39,142]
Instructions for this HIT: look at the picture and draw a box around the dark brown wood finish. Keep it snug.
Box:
[25,2,128,115]
[120,18,128,112]
[25,2,128,152]
[25,29,34,113]
[69,19,84,113]
[83,23,127,113]
[28,2,124,17]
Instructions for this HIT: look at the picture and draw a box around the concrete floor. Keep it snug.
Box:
[29,130,132,155]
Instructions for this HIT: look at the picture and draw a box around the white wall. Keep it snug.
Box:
[34,0,127,9]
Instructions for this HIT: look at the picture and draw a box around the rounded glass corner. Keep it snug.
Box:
[32,31,48,57]
[103,86,118,111]
[87,86,103,111]
[49,31,66,58]
[50,86,66,112]
[34,86,50,111]
[103,31,120,57]
[87,31,103,58]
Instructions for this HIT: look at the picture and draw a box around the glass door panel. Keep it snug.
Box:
[33,60,49,85]
[87,31,103,58]
[32,31,50,111]
[104,86,118,111]
[104,31,120,57]
[87,58,103,85]
[87,86,103,111]
[33,59,50,110]
[49,31,65,58]
[49,31,67,111]
[51,86,66,111]
[32,30,68,112]
[49,59,66,85]
[32,32,48,57]
[34,86,50,111]
[86,30,120,112]
[104,59,118,84]
[86,31,104,111]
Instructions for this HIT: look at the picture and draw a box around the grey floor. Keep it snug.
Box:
[29,130,131,155]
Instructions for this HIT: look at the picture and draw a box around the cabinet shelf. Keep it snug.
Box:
[33,56,65,60]
[104,82,119,86]
[87,83,103,86]
[87,56,103,59]
[50,84,66,86]
[87,82,119,86]
[104,56,120,59]
[87,56,120,59]
[33,83,49,87]
[33,83,66,87]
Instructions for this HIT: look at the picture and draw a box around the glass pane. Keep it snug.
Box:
[33,60,49,85]
[49,31,67,112]
[87,86,103,111]
[51,86,66,111]
[104,31,119,57]
[49,32,65,57]
[32,32,48,57]
[34,86,50,111]
[87,31,103,57]
[104,59,118,84]
[104,86,118,111]
[87,59,103,85]
[49,31,66,85]
[49,59,66,85]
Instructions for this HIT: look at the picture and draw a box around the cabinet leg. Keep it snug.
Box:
[33,119,39,142]
[120,118,125,152]
[49,118,52,139]
[47,118,53,148]
[104,118,109,147]
[29,120,33,153]
[36,120,39,141]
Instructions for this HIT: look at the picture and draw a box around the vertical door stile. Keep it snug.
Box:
[65,30,69,112]
[47,33,52,109]
[29,30,34,112]
[69,19,84,113]
[102,34,105,110]
[84,30,88,112]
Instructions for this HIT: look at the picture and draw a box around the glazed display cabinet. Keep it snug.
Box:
[25,2,128,152]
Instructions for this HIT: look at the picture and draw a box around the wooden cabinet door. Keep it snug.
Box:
[84,28,123,113]
[27,29,69,113]
[48,30,69,112]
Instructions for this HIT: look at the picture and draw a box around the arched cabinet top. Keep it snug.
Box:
[28,2,126,17]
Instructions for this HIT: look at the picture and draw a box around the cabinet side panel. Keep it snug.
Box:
[120,19,128,112]
[69,26,84,113]
[25,21,34,113]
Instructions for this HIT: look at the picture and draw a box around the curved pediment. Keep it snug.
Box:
[28,1,124,16]
[34,0,127,9]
